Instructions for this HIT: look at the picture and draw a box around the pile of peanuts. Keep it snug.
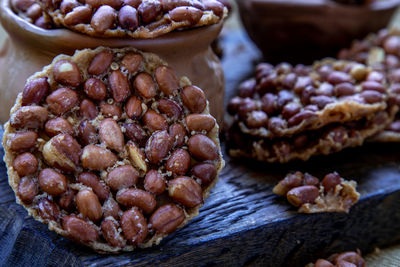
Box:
[4,47,223,252]
[35,0,228,37]
[339,28,400,137]
[11,0,53,28]
[226,59,397,163]
[307,250,365,267]
[273,171,360,213]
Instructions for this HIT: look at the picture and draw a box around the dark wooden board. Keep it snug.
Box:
[1,29,400,267]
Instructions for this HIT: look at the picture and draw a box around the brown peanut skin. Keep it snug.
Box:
[10,106,48,129]
[91,5,117,33]
[168,176,203,208]
[13,152,38,177]
[181,85,206,113]
[165,149,191,176]
[18,177,38,204]
[88,50,114,76]
[46,88,79,116]
[80,99,98,120]
[78,172,109,201]
[150,204,185,234]
[116,188,156,214]
[185,114,215,132]
[76,189,103,221]
[169,123,186,147]
[64,6,92,26]
[109,70,130,103]
[158,99,182,120]
[188,134,219,161]
[84,78,107,101]
[286,185,319,207]
[333,252,365,267]
[273,172,303,196]
[53,59,82,87]
[99,118,124,152]
[58,189,76,211]
[190,163,217,186]
[78,120,98,146]
[121,52,143,73]
[144,170,166,195]
[62,215,99,243]
[118,5,139,31]
[322,172,341,193]
[315,259,334,267]
[22,77,49,106]
[81,145,118,171]
[103,197,121,219]
[142,110,168,132]
[169,6,203,25]
[100,103,122,119]
[125,96,143,119]
[121,208,148,246]
[106,165,138,191]
[155,66,179,95]
[145,130,172,164]
[9,131,38,152]
[101,218,126,248]
[138,0,162,24]
[38,198,60,221]
[133,72,157,99]
[38,168,68,196]
[45,117,74,137]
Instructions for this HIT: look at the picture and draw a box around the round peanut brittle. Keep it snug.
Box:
[2,47,224,253]
[11,0,54,28]
[39,0,228,38]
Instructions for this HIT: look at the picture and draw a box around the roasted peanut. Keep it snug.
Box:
[17,177,38,204]
[88,50,114,76]
[286,185,319,207]
[281,103,301,120]
[42,134,81,172]
[62,215,99,243]
[321,172,341,193]
[142,109,168,132]
[91,5,116,33]
[121,52,142,73]
[45,117,73,137]
[10,106,48,129]
[168,176,203,208]
[38,168,68,196]
[64,6,92,26]
[123,123,147,146]
[188,134,218,161]
[84,78,107,101]
[137,0,162,24]
[169,7,203,25]
[287,110,316,127]
[106,165,138,191]
[127,141,147,172]
[22,77,49,106]
[150,204,185,234]
[116,188,156,214]
[101,218,126,248]
[35,16,52,29]
[186,114,215,132]
[109,70,130,103]
[125,96,143,119]
[166,148,191,176]
[273,171,303,196]
[310,95,334,109]
[169,123,186,147]
[58,189,76,211]
[86,0,123,8]
[145,130,172,164]
[100,102,122,119]
[121,208,148,246]
[80,99,98,119]
[26,6,41,21]
[245,110,268,129]
[60,0,79,14]
[53,59,81,87]
[13,152,38,177]
[203,0,224,17]
[11,0,34,11]
[76,189,103,221]
[103,197,121,219]
[190,163,217,185]
[361,81,385,93]
[78,120,98,146]
[9,131,38,152]
[303,173,319,186]
[99,118,124,152]
[78,172,109,201]
[315,259,334,267]
[335,82,356,96]
[133,72,157,99]
[155,66,179,95]
[327,71,352,85]
[46,88,79,116]
[360,90,384,104]
[158,99,182,120]
[118,5,139,31]
[181,85,206,113]
[38,198,60,221]
[123,0,141,8]
[81,145,118,170]
[144,170,165,195]
[333,251,365,267]
[160,0,204,11]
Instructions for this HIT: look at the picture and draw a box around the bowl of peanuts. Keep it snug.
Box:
[0,0,226,125]
[236,0,400,64]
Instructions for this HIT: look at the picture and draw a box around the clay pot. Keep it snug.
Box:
[236,0,400,64]
[0,0,225,124]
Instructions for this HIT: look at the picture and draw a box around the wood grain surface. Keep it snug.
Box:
[1,29,400,267]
